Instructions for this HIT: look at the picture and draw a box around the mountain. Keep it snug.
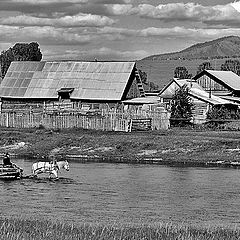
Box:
[143,36,240,61]
[137,36,240,90]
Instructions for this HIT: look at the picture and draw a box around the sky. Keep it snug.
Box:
[1,0,240,61]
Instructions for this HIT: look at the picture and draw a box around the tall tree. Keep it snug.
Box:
[170,84,194,126]
[0,42,42,78]
[196,61,213,75]
[174,66,192,79]
[221,59,240,75]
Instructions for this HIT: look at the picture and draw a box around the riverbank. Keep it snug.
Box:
[1,126,240,166]
[1,217,240,240]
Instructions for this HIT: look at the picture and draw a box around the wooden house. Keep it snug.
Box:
[159,78,235,124]
[193,70,240,104]
[0,61,145,112]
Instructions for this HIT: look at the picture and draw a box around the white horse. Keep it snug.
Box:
[32,160,69,179]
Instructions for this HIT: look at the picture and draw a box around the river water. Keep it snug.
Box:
[1,159,240,227]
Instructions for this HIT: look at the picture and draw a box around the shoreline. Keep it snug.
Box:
[1,127,240,169]
[9,152,240,169]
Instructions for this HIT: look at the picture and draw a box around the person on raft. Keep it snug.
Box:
[3,152,13,166]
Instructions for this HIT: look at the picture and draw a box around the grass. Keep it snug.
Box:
[1,218,240,240]
[1,126,240,164]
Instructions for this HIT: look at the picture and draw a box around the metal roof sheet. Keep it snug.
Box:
[159,79,203,99]
[122,96,160,104]
[204,70,240,91]
[190,88,235,105]
[0,61,136,100]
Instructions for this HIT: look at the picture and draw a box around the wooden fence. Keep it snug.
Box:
[0,109,170,131]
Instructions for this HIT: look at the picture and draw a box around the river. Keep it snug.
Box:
[1,159,240,227]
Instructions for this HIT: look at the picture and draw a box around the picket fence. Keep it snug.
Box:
[0,109,170,132]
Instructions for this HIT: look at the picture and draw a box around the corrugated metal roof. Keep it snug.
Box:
[220,95,240,104]
[190,88,235,105]
[122,96,160,104]
[204,70,240,91]
[0,61,136,100]
[175,79,203,90]
[159,79,203,99]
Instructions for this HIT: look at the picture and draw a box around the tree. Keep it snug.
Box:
[170,84,194,126]
[221,59,240,75]
[206,105,240,128]
[149,82,159,91]
[174,66,192,79]
[138,69,159,91]
[207,105,239,120]
[196,61,213,75]
[0,42,42,78]
[139,69,147,84]
[0,49,14,79]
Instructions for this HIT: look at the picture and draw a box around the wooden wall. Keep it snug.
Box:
[196,75,231,94]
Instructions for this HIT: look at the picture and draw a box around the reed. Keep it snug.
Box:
[1,218,240,240]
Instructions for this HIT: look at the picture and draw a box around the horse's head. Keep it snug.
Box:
[63,160,69,171]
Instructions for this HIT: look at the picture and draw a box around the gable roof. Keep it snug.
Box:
[193,70,240,91]
[0,61,136,101]
[159,78,203,98]
[159,78,236,106]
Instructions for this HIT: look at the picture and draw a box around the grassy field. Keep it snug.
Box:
[1,218,240,240]
[0,126,240,165]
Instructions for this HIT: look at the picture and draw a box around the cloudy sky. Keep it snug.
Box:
[1,0,240,61]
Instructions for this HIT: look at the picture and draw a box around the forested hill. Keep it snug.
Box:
[143,36,240,61]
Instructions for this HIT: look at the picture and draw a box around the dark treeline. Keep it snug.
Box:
[0,42,42,78]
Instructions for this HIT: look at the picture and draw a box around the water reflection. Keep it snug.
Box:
[1,160,240,226]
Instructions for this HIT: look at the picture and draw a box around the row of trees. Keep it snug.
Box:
[174,59,240,79]
[0,42,42,78]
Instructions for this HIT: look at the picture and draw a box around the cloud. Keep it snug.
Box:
[0,14,115,27]
[9,0,131,4]
[44,47,148,61]
[136,2,240,26]
[138,26,240,40]
[0,0,133,17]
[99,25,240,41]
[0,25,94,45]
[1,22,240,48]
[104,4,136,15]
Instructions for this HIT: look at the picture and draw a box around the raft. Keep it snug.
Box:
[0,164,23,180]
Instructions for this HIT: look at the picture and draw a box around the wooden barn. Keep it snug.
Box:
[0,61,145,112]
[193,70,240,104]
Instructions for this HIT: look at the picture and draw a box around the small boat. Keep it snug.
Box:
[0,164,23,180]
